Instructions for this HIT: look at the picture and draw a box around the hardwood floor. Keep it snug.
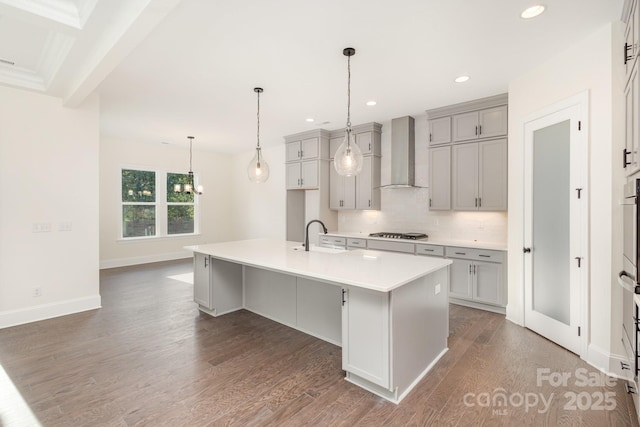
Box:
[0,259,637,426]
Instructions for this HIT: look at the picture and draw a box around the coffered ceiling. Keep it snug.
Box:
[0,0,625,153]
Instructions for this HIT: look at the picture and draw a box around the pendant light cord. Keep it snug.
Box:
[346,53,351,131]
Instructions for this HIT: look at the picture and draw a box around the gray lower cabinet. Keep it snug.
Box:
[446,247,506,311]
[193,252,211,308]
[193,255,243,315]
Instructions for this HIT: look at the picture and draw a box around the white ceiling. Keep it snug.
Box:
[0,0,625,153]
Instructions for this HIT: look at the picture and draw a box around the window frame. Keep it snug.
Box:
[119,166,201,241]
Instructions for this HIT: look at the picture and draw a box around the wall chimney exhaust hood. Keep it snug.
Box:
[381,116,423,188]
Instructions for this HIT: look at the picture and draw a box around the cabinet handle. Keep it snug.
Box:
[204,257,208,268]
[341,289,347,306]
[429,198,432,208]
[626,382,636,394]
[469,264,472,274]
[621,361,631,371]
[475,125,478,136]
[475,198,478,207]
[478,198,482,208]
[298,150,301,158]
[473,265,476,274]
[369,143,371,152]
[368,199,371,207]
[300,150,304,158]
[625,42,634,65]
[478,254,491,258]
[624,148,632,168]
[424,249,434,252]
[479,125,482,135]
[301,178,304,186]
[429,133,432,142]
[455,252,466,255]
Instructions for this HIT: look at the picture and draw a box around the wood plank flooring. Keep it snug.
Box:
[0,259,637,426]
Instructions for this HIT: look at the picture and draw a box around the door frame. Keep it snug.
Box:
[522,91,589,357]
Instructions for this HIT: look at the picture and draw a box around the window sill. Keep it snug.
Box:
[117,233,202,243]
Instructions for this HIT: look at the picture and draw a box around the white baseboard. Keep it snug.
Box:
[0,295,102,329]
[585,343,610,372]
[100,251,191,269]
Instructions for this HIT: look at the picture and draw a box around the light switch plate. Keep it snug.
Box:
[435,283,441,295]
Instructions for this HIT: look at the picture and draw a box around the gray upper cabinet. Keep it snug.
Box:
[452,105,507,142]
[328,123,382,211]
[429,116,452,145]
[286,137,321,162]
[452,139,507,211]
[330,165,356,209]
[426,94,508,212]
[356,156,381,210]
[625,1,640,176]
[284,129,330,190]
[429,145,451,210]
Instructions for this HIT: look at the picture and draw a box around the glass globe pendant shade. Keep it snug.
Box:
[248,147,270,183]
[333,130,363,176]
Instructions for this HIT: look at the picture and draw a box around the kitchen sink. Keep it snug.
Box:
[292,245,346,254]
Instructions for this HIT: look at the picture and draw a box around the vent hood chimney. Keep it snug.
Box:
[384,116,417,188]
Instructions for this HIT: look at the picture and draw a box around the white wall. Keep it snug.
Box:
[230,144,286,240]
[338,116,508,243]
[0,86,101,328]
[507,23,622,370]
[99,136,236,267]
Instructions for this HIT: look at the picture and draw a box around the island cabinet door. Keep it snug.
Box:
[193,253,211,309]
[341,286,391,390]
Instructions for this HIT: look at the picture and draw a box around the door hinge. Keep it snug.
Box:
[578,121,582,131]
[575,257,582,268]
[576,188,582,199]
[578,326,581,336]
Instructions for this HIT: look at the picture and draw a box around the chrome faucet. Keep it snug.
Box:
[304,220,328,251]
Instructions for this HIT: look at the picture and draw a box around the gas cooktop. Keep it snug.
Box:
[368,232,428,240]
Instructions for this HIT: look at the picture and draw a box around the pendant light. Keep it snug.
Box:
[334,47,363,177]
[174,136,203,195]
[248,87,270,183]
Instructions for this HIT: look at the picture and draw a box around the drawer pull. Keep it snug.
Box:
[479,254,491,258]
[621,361,631,371]
[455,252,466,255]
[423,249,434,252]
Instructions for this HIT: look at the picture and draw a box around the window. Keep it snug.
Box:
[166,173,195,235]
[122,169,156,238]
[121,168,199,239]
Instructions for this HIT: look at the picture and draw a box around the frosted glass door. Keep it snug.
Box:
[523,93,587,356]
[531,121,571,325]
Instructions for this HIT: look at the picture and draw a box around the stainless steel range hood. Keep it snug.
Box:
[382,115,420,188]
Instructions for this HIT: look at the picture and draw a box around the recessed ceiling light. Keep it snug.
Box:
[306,118,315,122]
[366,101,377,106]
[160,141,171,145]
[455,75,470,83]
[521,5,545,19]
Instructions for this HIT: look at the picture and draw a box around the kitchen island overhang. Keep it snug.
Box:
[186,239,451,403]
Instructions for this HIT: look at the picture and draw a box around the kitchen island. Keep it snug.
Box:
[186,238,451,403]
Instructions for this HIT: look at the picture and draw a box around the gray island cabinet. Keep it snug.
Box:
[187,238,451,403]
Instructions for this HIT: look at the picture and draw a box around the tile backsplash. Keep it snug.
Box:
[338,188,507,243]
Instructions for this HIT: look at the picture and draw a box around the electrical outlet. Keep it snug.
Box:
[58,222,72,232]
[435,284,441,295]
[32,223,52,233]
[33,287,41,297]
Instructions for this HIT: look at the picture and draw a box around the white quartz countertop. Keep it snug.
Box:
[324,231,508,251]
[186,239,451,293]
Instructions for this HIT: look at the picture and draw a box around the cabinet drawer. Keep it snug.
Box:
[347,238,367,248]
[445,246,505,263]
[367,240,414,254]
[415,244,444,257]
[320,235,346,247]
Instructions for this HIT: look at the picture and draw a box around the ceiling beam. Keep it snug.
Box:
[62,0,184,108]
